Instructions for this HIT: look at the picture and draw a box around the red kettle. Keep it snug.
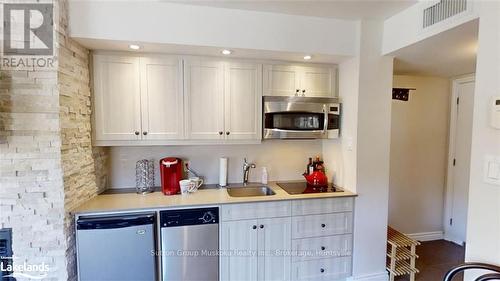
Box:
[303,170,328,187]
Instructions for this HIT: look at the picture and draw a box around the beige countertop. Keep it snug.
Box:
[74,182,357,215]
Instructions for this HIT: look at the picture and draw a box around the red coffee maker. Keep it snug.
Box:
[159,157,183,195]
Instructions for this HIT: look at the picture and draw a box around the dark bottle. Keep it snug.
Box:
[313,155,321,171]
[306,158,314,175]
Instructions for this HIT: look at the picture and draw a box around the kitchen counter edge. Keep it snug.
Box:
[73,182,357,215]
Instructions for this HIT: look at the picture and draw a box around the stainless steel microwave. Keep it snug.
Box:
[263,96,341,139]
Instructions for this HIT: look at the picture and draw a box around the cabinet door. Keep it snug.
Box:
[184,58,225,140]
[93,55,141,141]
[139,56,184,140]
[299,66,336,97]
[257,217,291,281]
[263,64,301,96]
[224,62,262,140]
[220,220,259,281]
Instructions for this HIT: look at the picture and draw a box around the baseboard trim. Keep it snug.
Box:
[406,231,444,241]
[347,272,389,281]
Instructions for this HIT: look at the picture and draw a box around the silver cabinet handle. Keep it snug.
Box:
[322,105,328,134]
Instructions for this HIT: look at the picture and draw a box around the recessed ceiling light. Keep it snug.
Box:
[303,55,312,60]
[129,44,140,50]
[221,49,232,55]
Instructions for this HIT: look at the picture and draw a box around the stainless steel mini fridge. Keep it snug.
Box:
[76,213,156,281]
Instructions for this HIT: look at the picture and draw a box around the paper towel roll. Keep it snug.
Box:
[219,157,228,187]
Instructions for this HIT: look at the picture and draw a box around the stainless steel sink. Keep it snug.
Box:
[227,186,276,197]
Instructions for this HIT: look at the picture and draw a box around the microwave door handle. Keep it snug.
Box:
[323,105,328,134]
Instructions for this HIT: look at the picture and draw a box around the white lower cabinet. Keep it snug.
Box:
[291,256,352,281]
[220,219,259,281]
[220,217,291,281]
[257,217,292,281]
[291,212,353,239]
[220,198,354,281]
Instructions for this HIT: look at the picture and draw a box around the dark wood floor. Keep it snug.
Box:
[395,240,465,281]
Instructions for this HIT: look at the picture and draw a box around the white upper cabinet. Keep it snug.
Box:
[299,66,336,97]
[184,59,262,142]
[93,54,183,142]
[224,62,262,140]
[263,64,337,97]
[184,58,225,140]
[263,65,301,96]
[93,55,142,141]
[92,54,335,145]
[140,56,184,140]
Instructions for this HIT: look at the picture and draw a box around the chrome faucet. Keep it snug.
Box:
[242,158,256,186]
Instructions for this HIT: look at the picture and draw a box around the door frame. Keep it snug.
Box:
[443,74,475,245]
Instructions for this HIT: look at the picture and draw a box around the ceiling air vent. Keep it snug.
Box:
[423,0,467,28]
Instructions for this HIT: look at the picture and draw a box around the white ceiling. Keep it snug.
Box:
[168,0,417,20]
[79,39,351,64]
[393,19,479,78]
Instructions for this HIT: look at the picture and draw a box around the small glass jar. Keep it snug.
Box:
[136,159,155,194]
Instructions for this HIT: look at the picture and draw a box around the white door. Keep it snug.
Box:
[220,220,259,281]
[93,55,141,141]
[224,62,262,140]
[257,217,292,281]
[299,66,336,98]
[184,58,225,140]
[446,77,475,245]
[139,56,184,140]
[263,64,301,96]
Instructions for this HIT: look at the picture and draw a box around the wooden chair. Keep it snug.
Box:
[443,263,500,281]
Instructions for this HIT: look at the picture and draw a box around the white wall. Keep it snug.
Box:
[352,20,394,281]
[382,1,479,55]
[323,20,394,281]
[323,55,360,190]
[464,1,500,278]
[68,0,358,57]
[389,75,450,235]
[109,141,322,188]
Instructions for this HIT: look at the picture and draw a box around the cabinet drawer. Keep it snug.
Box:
[292,197,353,216]
[292,256,352,281]
[292,213,352,239]
[221,201,291,221]
[292,234,352,262]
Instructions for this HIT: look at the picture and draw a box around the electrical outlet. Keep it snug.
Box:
[184,160,191,172]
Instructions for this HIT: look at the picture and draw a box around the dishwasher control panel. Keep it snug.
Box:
[160,207,219,227]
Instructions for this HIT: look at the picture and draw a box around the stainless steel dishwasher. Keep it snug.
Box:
[76,213,156,281]
[160,207,219,281]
